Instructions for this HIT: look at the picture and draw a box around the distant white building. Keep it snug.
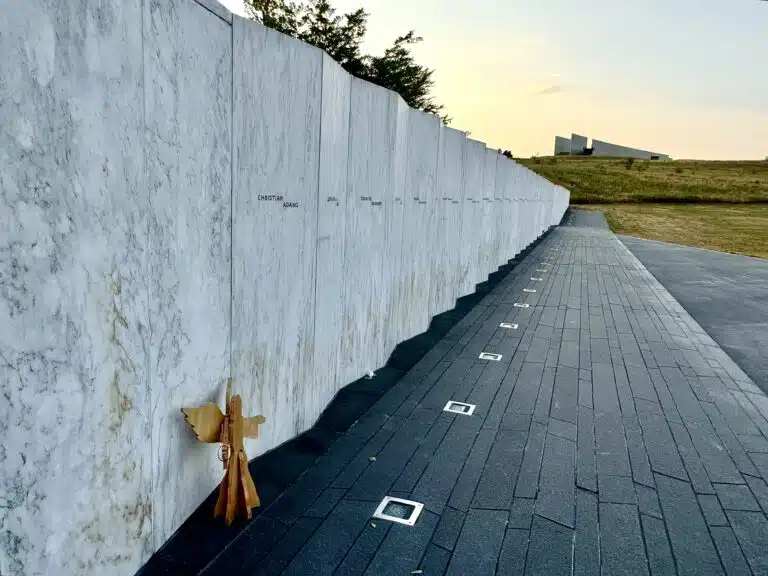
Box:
[554,136,571,155]
[553,133,669,160]
[570,134,588,155]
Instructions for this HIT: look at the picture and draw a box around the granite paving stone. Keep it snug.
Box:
[514,421,548,498]
[655,473,723,575]
[635,399,690,482]
[714,484,761,512]
[524,515,574,576]
[737,434,768,454]
[445,509,508,576]
[640,515,677,576]
[600,503,649,576]
[472,429,527,509]
[363,510,439,575]
[497,529,530,576]
[624,415,656,487]
[508,498,535,530]
[599,475,637,504]
[576,406,597,492]
[727,511,768,574]
[533,366,556,424]
[281,500,371,576]
[710,526,752,576]
[431,506,465,551]
[535,434,576,527]
[333,522,391,576]
[547,417,577,442]
[574,489,600,576]
[744,475,768,515]
[636,484,662,519]
[594,410,632,478]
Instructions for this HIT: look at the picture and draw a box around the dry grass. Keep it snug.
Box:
[519,156,768,204]
[576,203,768,259]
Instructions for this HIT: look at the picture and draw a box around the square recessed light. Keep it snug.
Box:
[372,497,424,526]
[479,352,503,361]
[443,400,476,415]
[514,303,530,308]
[500,322,518,329]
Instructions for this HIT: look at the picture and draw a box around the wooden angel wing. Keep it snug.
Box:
[181,402,225,443]
[242,415,266,439]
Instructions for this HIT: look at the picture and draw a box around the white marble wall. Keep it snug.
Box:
[231,16,322,453]
[403,110,440,335]
[480,149,497,278]
[461,139,487,291]
[436,127,466,311]
[0,2,569,575]
[493,158,509,269]
[144,0,233,551]
[314,53,350,408]
[385,96,410,352]
[342,78,393,379]
[0,1,150,575]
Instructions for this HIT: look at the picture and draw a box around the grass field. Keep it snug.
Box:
[519,156,768,204]
[519,156,768,258]
[576,203,768,259]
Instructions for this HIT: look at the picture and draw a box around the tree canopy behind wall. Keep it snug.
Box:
[245,0,450,123]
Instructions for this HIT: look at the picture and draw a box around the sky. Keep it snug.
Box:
[219,0,768,160]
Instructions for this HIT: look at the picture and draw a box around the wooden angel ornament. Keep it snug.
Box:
[181,378,266,525]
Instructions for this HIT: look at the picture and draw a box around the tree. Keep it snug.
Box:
[245,0,302,36]
[244,0,448,123]
[297,0,370,78]
[366,31,449,123]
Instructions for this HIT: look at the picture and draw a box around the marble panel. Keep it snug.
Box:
[144,0,233,550]
[493,157,508,268]
[481,149,498,277]
[341,78,394,380]
[314,53,350,403]
[386,95,410,351]
[231,18,321,453]
[402,109,440,336]
[460,139,485,291]
[0,1,150,574]
[434,126,465,312]
[428,123,447,318]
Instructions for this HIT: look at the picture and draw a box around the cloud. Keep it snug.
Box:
[533,85,565,96]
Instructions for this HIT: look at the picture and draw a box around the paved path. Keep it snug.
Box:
[203,219,768,575]
[619,233,768,393]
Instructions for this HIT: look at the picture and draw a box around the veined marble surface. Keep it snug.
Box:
[480,149,498,278]
[461,139,487,291]
[144,0,232,551]
[342,78,394,378]
[435,127,466,312]
[387,96,410,351]
[403,109,440,337]
[0,1,151,575]
[314,53,349,409]
[231,17,322,452]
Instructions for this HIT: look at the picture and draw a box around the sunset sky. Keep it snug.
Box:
[218,0,768,160]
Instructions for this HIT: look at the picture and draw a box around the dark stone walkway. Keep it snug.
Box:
[156,215,768,575]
